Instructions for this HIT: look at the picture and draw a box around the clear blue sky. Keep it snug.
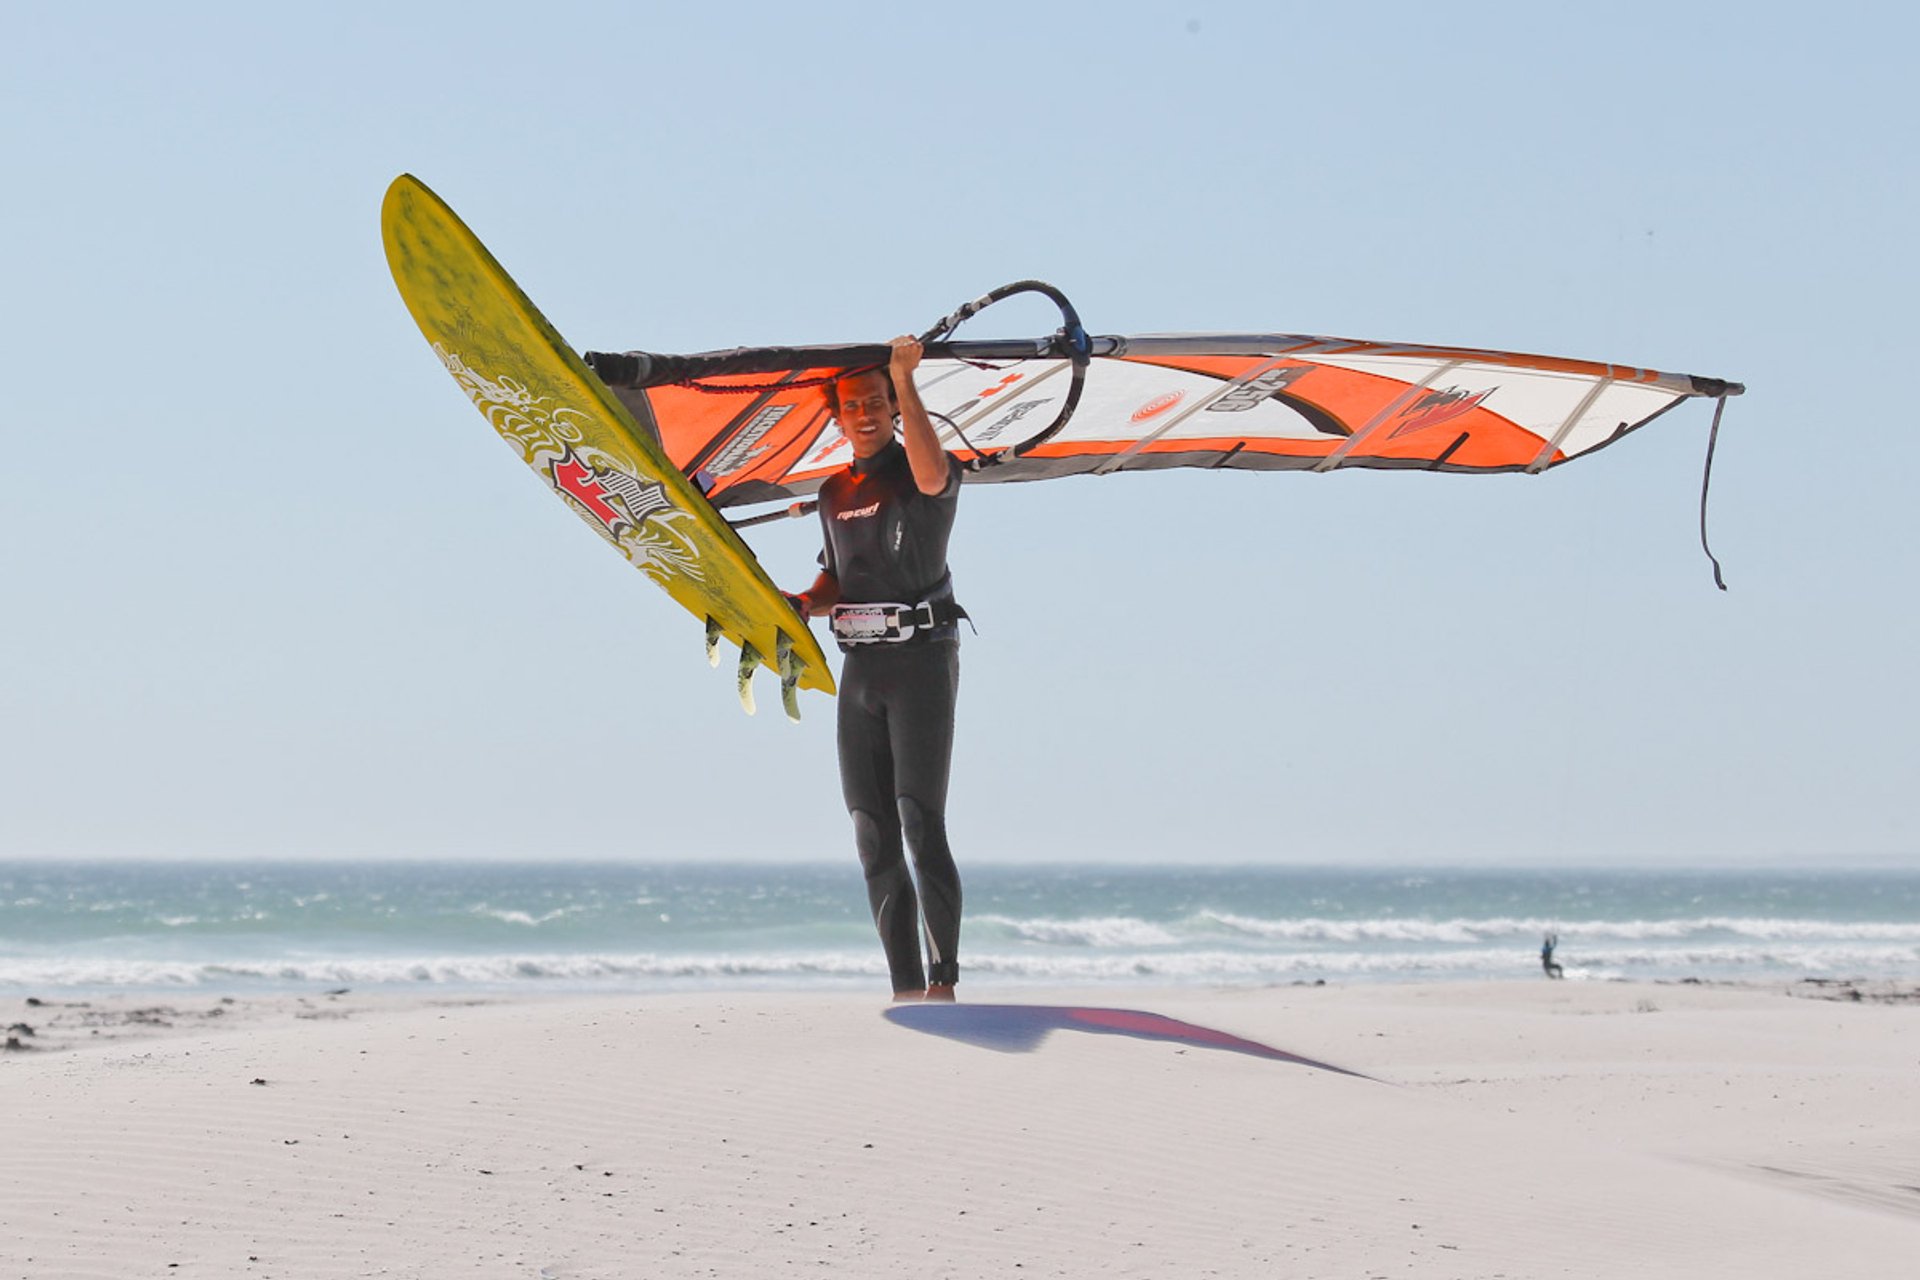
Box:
[3,2,1914,865]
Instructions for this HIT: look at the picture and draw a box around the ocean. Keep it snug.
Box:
[3,861,1919,995]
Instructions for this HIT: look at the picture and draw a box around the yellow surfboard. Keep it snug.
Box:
[381,175,833,716]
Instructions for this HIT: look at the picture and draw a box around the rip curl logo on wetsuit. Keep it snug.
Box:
[835,501,881,522]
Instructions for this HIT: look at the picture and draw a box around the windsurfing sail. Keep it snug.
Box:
[584,280,1743,582]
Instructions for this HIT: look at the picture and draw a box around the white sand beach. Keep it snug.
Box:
[5,980,1917,1278]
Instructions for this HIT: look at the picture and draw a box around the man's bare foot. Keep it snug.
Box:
[923,983,956,1002]
[892,989,926,1002]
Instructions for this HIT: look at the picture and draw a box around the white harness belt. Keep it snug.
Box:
[829,601,949,645]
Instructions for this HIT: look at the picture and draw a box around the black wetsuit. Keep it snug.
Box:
[817,439,964,993]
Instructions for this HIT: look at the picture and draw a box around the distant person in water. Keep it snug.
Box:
[1541,933,1564,979]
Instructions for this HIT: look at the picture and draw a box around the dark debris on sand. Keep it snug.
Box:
[1786,978,1920,1005]
[10,995,360,1054]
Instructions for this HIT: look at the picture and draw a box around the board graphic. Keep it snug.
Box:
[381,175,833,715]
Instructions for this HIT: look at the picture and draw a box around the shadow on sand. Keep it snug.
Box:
[885,1003,1370,1078]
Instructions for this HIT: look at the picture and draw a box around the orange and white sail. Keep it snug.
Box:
[589,302,1740,513]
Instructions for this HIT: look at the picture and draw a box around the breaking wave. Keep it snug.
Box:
[3,937,1917,992]
[1189,914,1920,944]
[8,862,1920,992]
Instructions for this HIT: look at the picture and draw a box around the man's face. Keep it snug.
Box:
[834,371,895,458]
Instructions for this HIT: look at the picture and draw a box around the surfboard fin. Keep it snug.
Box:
[704,616,721,668]
[736,641,759,715]
[776,632,801,723]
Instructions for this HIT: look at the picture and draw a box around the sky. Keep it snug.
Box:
[2,2,1915,866]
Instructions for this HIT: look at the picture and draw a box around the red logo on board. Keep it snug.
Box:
[547,451,672,536]
[552,456,623,528]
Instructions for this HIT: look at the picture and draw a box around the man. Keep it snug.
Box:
[788,336,966,1001]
